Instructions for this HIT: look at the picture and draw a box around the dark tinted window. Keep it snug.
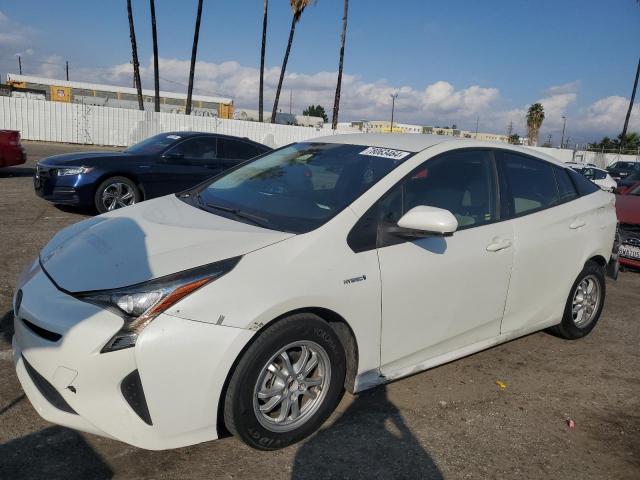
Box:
[554,167,578,203]
[593,169,607,180]
[501,152,559,215]
[402,150,497,228]
[218,139,259,160]
[567,168,600,196]
[167,137,217,163]
[125,133,180,154]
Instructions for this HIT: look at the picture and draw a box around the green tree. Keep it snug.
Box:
[331,0,349,129]
[509,133,520,145]
[186,0,204,115]
[303,104,328,122]
[589,132,640,154]
[271,0,314,123]
[526,103,545,146]
[126,0,144,110]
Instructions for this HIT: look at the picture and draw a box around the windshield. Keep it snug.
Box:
[125,133,183,155]
[611,162,635,170]
[193,142,413,233]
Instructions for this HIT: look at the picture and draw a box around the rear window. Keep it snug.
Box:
[568,168,600,195]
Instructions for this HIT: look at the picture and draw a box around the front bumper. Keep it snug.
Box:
[12,260,254,450]
[33,166,95,206]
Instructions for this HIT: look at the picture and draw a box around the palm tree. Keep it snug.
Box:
[526,103,545,146]
[271,0,314,123]
[126,0,144,110]
[621,57,639,149]
[149,0,160,112]
[186,0,204,115]
[258,0,268,122]
[331,0,348,129]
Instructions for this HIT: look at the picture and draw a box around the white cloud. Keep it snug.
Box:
[581,96,640,135]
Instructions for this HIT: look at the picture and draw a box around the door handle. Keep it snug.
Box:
[486,239,512,252]
[569,219,586,229]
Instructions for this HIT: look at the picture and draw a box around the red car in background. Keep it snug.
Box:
[0,130,26,168]
[616,182,640,269]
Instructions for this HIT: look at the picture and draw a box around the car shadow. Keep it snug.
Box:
[0,426,113,480]
[54,203,96,216]
[1,310,14,346]
[291,385,443,480]
[0,166,35,178]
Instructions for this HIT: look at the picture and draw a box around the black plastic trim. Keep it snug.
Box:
[22,355,77,414]
[121,369,153,425]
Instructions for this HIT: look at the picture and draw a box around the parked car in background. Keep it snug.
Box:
[607,161,640,181]
[569,165,617,192]
[34,132,272,213]
[13,134,617,451]
[615,183,640,269]
[614,172,640,194]
[0,130,26,168]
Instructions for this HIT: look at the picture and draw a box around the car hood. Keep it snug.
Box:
[40,195,294,292]
[616,194,640,225]
[39,151,136,166]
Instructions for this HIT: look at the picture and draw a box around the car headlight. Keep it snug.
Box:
[56,166,94,176]
[75,257,241,353]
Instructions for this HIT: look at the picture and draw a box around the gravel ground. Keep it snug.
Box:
[0,141,638,480]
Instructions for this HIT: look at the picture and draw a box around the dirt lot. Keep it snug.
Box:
[0,141,639,480]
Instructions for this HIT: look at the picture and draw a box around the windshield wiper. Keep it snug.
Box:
[204,202,271,229]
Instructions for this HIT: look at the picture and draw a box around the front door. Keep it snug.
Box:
[377,150,514,375]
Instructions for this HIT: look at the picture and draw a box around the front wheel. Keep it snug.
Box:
[94,176,140,213]
[550,260,606,339]
[223,314,346,450]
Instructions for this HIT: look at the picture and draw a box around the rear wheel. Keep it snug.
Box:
[94,176,140,213]
[550,260,606,339]
[223,314,346,450]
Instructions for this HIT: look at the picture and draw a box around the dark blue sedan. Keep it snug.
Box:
[34,132,272,213]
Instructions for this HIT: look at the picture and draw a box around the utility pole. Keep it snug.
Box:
[621,57,640,149]
[475,116,479,138]
[65,61,69,81]
[507,120,513,138]
[560,116,567,149]
[547,133,552,146]
[18,55,22,75]
[389,93,398,133]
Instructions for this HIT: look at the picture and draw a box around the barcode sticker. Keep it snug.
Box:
[359,146,411,160]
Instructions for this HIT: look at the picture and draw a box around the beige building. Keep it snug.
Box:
[350,121,510,143]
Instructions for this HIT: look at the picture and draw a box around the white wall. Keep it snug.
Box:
[0,97,358,148]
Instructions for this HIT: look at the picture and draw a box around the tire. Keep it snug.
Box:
[550,260,606,339]
[94,176,141,213]
[224,314,346,450]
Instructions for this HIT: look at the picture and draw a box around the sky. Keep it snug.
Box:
[0,0,639,145]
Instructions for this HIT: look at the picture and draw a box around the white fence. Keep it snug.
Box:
[0,97,357,148]
[1,97,639,168]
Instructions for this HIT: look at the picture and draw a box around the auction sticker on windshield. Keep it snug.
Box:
[359,146,411,160]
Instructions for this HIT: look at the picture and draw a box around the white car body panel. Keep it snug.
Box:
[12,134,617,450]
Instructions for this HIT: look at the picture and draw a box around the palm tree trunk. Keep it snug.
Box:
[621,57,640,149]
[186,0,204,115]
[271,16,297,123]
[149,0,160,112]
[332,0,349,130]
[127,0,144,110]
[259,0,268,122]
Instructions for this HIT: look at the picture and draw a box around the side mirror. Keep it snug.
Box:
[396,205,458,237]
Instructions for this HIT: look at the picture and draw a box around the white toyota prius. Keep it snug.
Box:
[13,134,617,450]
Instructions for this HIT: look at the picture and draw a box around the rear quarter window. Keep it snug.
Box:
[568,168,600,195]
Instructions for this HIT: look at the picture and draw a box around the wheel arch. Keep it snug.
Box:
[215,307,360,439]
[587,254,607,269]
[93,172,146,200]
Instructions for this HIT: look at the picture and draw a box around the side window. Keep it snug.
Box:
[582,167,595,179]
[218,139,260,160]
[500,152,559,216]
[167,137,217,163]
[567,168,600,196]
[593,169,607,180]
[402,150,497,228]
[554,167,578,203]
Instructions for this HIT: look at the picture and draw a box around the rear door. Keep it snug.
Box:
[216,138,262,172]
[496,151,588,334]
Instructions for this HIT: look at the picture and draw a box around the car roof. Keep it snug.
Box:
[160,131,270,148]
[308,133,568,167]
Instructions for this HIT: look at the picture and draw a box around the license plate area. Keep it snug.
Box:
[619,244,640,260]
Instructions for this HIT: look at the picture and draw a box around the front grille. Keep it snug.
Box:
[22,318,62,342]
[121,370,152,425]
[22,356,77,415]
